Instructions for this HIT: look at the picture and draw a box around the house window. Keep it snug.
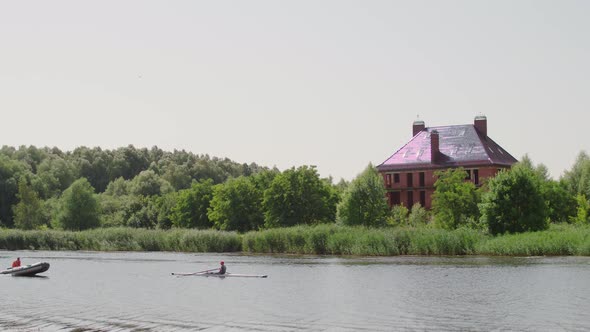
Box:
[419,172,425,187]
[386,174,392,186]
[393,173,400,183]
[392,192,401,205]
[465,169,472,180]
[474,169,479,185]
[407,191,414,208]
[407,173,413,187]
[419,190,426,207]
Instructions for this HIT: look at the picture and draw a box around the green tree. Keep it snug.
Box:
[129,170,173,197]
[519,155,576,223]
[104,177,130,196]
[432,168,480,229]
[334,178,349,197]
[336,164,389,227]
[0,155,31,227]
[109,145,150,180]
[70,146,112,193]
[13,180,44,230]
[54,178,101,230]
[250,168,280,192]
[12,145,47,173]
[126,196,160,228]
[99,193,128,227]
[100,193,166,229]
[263,166,338,227]
[170,179,214,228]
[40,197,59,228]
[153,192,178,229]
[570,194,590,224]
[161,163,192,191]
[543,179,577,223]
[480,164,549,235]
[208,176,264,232]
[562,151,590,197]
[32,155,75,198]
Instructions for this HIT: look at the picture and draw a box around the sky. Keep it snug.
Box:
[1,1,589,181]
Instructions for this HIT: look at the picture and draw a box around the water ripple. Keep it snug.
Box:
[2,252,590,331]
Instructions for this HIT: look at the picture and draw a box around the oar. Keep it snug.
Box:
[171,268,218,276]
[193,268,219,274]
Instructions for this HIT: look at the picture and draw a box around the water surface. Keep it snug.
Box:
[1,251,589,331]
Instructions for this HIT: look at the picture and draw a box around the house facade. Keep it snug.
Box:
[376,116,518,209]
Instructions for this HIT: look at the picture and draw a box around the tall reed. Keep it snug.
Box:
[242,224,484,256]
[477,223,590,256]
[0,228,242,252]
[1,224,589,256]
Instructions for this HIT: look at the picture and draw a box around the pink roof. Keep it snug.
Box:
[377,124,517,172]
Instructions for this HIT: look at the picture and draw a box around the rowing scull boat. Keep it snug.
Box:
[172,272,268,278]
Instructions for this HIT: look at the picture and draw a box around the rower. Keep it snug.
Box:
[218,261,226,275]
[12,257,21,268]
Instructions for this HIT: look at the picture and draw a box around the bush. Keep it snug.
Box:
[408,204,430,226]
[386,205,409,227]
[480,165,549,235]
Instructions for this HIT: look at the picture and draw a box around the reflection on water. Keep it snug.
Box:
[1,251,589,331]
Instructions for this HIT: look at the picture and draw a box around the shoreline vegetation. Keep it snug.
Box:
[2,146,590,258]
[1,223,589,256]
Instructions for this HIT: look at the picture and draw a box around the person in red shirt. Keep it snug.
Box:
[12,257,21,268]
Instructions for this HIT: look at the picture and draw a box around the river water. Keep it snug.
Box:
[0,251,589,331]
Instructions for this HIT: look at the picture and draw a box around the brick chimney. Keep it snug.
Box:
[430,130,440,163]
[474,115,487,137]
[413,120,425,136]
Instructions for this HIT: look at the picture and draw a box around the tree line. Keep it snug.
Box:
[2,145,590,235]
[0,145,268,229]
[1,145,346,232]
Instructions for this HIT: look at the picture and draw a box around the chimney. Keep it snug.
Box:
[474,115,487,137]
[413,120,425,136]
[430,130,440,163]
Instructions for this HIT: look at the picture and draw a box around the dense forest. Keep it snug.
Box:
[0,145,344,232]
[0,145,272,229]
[1,145,590,237]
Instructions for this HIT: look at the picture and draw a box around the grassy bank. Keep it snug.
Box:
[0,228,242,252]
[1,224,589,256]
[242,224,484,255]
[476,223,590,256]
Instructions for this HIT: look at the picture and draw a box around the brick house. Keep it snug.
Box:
[376,116,517,209]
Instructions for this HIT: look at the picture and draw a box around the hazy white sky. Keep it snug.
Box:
[1,1,588,181]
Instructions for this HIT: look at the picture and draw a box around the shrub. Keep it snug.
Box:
[408,204,430,226]
[387,205,409,227]
[480,165,549,235]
